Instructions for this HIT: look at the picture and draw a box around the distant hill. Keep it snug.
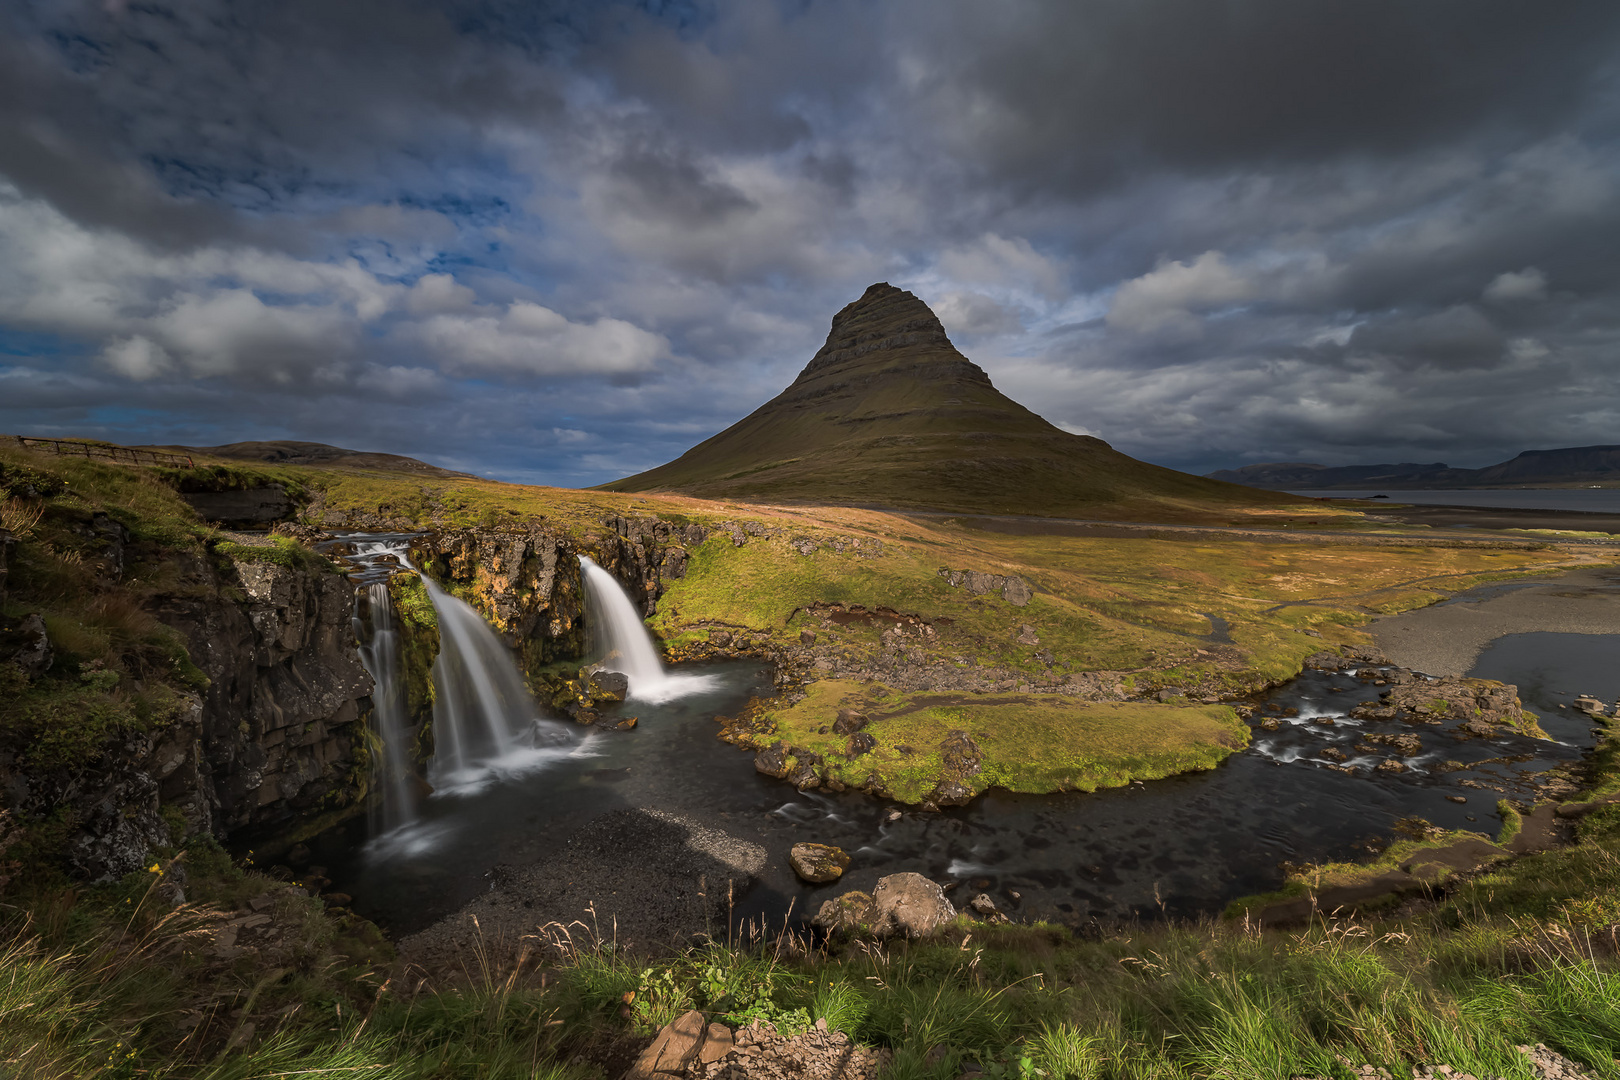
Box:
[1208,445,1620,490]
[141,440,477,478]
[601,283,1297,520]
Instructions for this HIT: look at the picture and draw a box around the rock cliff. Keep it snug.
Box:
[4,550,373,881]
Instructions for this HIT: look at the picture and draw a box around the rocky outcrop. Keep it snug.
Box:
[938,568,1033,606]
[1349,675,1539,737]
[593,515,705,616]
[6,696,207,882]
[407,514,695,671]
[180,486,294,525]
[928,730,982,806]
[154,555,373,838]
[410,523,586,669]
[3,551,374,882]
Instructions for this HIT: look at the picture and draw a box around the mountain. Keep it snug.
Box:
[601,283,1296,519]
[141,440,476,478]
[1209,445,1620,490]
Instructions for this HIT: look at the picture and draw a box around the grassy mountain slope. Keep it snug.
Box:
[601,283,1302,521]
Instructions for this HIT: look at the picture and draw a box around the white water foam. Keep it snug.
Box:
[363,819,455,861]
[947,858,994,877]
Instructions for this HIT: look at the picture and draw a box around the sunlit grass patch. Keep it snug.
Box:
[754,679,1246,802]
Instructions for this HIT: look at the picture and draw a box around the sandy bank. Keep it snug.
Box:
[1371,564,1620,676]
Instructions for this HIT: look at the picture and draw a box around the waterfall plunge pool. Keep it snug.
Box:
[301,638,1609,939]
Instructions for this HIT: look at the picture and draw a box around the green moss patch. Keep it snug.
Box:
[755,679,1248,803]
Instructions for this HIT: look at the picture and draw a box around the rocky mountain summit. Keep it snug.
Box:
[604,283,1292,520]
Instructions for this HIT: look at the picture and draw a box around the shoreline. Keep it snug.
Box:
[1370,563,1620,677]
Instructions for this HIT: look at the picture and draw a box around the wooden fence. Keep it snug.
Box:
[11,436,194,468]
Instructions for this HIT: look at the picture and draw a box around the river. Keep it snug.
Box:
[305,589,1617,940]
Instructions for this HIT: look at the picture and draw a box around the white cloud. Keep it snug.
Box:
[0,184,673,386]
[100,336,174,380]
[413,302,670,376]
[1483,266,1548,303]
[550,427,592,443]
[407,273,479,315]
[936,234,1065,299]
[1105,251,1257,336]
[933,290,1022,337]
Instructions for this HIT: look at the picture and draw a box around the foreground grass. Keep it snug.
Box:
[6,831,1620,1080]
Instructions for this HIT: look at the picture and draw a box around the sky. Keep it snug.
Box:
[3,0,1619,486]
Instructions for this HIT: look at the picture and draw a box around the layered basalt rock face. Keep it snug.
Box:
[603,283,1293,520]
[410,524,586,668]
[407,514,701,654]
[7,552,374,882]
[159,558,373,836]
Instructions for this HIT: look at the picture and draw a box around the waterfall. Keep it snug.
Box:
[355,583,417,830]
[418,572,548,786]
[579,555,718,704]
[344,536,572,803]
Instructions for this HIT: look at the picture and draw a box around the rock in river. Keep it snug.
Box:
[812,872,958,938]
[790,842,851,883]
[587,669,629,702]
[754,740,790,778]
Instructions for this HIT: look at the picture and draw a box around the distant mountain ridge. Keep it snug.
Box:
[1208,445,1620,490]
[140,440,476,478]
[602,282,1296,520]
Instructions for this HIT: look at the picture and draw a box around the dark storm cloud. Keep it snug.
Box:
[3,0,1620,481]
[901,0,1620,193]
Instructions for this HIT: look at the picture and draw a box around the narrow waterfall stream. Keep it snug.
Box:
[354,582,417,831]
[578,555,718,703]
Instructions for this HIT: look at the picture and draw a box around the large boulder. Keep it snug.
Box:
[812,890,873,933]
[867,872,956,938]
[939,730,981,776]
[625,1009,708,1080]
[789,843,851,884]
[1001,576,1033,606]
[845,732,877,757]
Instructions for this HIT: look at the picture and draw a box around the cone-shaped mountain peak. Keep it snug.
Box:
[602,283,1291,520]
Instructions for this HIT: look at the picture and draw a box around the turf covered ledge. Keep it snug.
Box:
[734,678,1250,804]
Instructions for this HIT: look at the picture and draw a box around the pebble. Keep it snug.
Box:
[1293,1046,1599,1080]
[690,1020,891,1080]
